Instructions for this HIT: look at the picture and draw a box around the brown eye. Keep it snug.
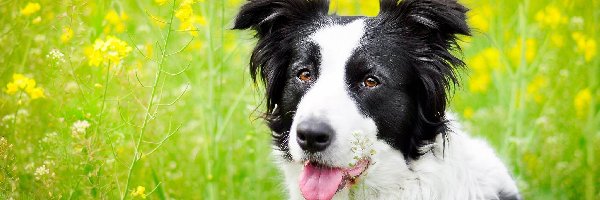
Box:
[297,69,312,82]
[363,77,379,88]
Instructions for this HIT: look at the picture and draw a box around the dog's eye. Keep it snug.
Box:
[363,76,380,88]
[297,69,312,82]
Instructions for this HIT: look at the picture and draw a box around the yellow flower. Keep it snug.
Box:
[328,0,378,16]
[572,32,597,62]
[60,27,73,43]
[26,87,45,99]
[5,83,19,94]
[467,47,501,93]
[526,75,548,103]
[20,2,41,16]
[104,10,128,34]
[196,16,207,26]
[10,74,34,91]
[463,107,474,120]
[155,0,168,6]
[175,0,205,36]
[574,89,592,118]
[329,0,353,15]
[468,5,493,33]
[144,43,154,58]
[360,0,380,17]
[84,47,103,67]
[468,73,490,93]
[175,0,194,20]
[84,36,133,67]
[4,74,45,99]
[535,5,568,29]
[509,38,537,65]
[131,186,147,199]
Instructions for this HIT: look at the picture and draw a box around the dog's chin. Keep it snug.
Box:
[298,158,370,200]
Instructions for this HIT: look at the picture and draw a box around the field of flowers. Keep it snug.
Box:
[0,0,598,199]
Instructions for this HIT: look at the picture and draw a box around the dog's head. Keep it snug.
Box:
[234,0,469,198]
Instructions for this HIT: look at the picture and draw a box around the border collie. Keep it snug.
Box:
[234,0,520,199]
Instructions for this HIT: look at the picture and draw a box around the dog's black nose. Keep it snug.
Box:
[296,120,334,153]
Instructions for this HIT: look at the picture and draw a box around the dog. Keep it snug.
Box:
[234,0,520,199]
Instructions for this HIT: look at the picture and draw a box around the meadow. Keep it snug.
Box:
[0,0,598,199]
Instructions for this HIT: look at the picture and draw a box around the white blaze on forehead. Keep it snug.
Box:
[289,19,377,166]
[311,19,366,77]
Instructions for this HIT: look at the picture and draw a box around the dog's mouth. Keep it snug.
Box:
[299,159,370,200]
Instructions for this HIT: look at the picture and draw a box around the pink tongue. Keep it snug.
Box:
[299,163,344,200]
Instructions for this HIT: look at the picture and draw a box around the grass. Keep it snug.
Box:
[0,0,598,199]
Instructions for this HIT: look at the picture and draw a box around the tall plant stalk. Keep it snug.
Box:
[121,1,178,199]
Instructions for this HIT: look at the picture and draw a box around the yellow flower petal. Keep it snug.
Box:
[574,89,592,118]
[61,27,74,43]
[5,83,19,95]
[26,87,45,99]
[20,2,41,16]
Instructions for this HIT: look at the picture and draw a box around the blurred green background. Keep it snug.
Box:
[0,0,598,199]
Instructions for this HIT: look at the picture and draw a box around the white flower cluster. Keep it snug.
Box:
[71,120,91,138]
[350,132,375,163]
[46,49,66,65]
[34,165,50,180]
[1,110,30,128]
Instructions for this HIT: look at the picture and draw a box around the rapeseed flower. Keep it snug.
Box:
[469,74,490,93]
[155,0,168,6]
[574,88,592,118]
[175,0,206,36]
[20,2,41,16]
[468,4,493,33]
[84,36,133,67]
[104,10,128,34]
[509,38,537,65]
[468,48,501,93]
[572,32,597,62]
[358,0,379,17]
[329,0,379,16]
[535,5,568,29]
[4,74,46,99]
[526,76,548,104]
[131,186,147,199]
[60,27,73,43]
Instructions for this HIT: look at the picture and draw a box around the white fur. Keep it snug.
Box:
[280,114,518,200]
[278,20,518,200]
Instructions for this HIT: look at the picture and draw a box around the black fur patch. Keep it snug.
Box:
[366,0,470,159]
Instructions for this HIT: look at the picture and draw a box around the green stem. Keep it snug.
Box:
[95,63,111,138]
[120,1,177,199]
[12,91,24,136]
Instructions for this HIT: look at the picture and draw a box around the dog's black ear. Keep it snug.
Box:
[379,0,470,37]
[379,0,470,116]
[378,0,470,156]
[233,0,329,38]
